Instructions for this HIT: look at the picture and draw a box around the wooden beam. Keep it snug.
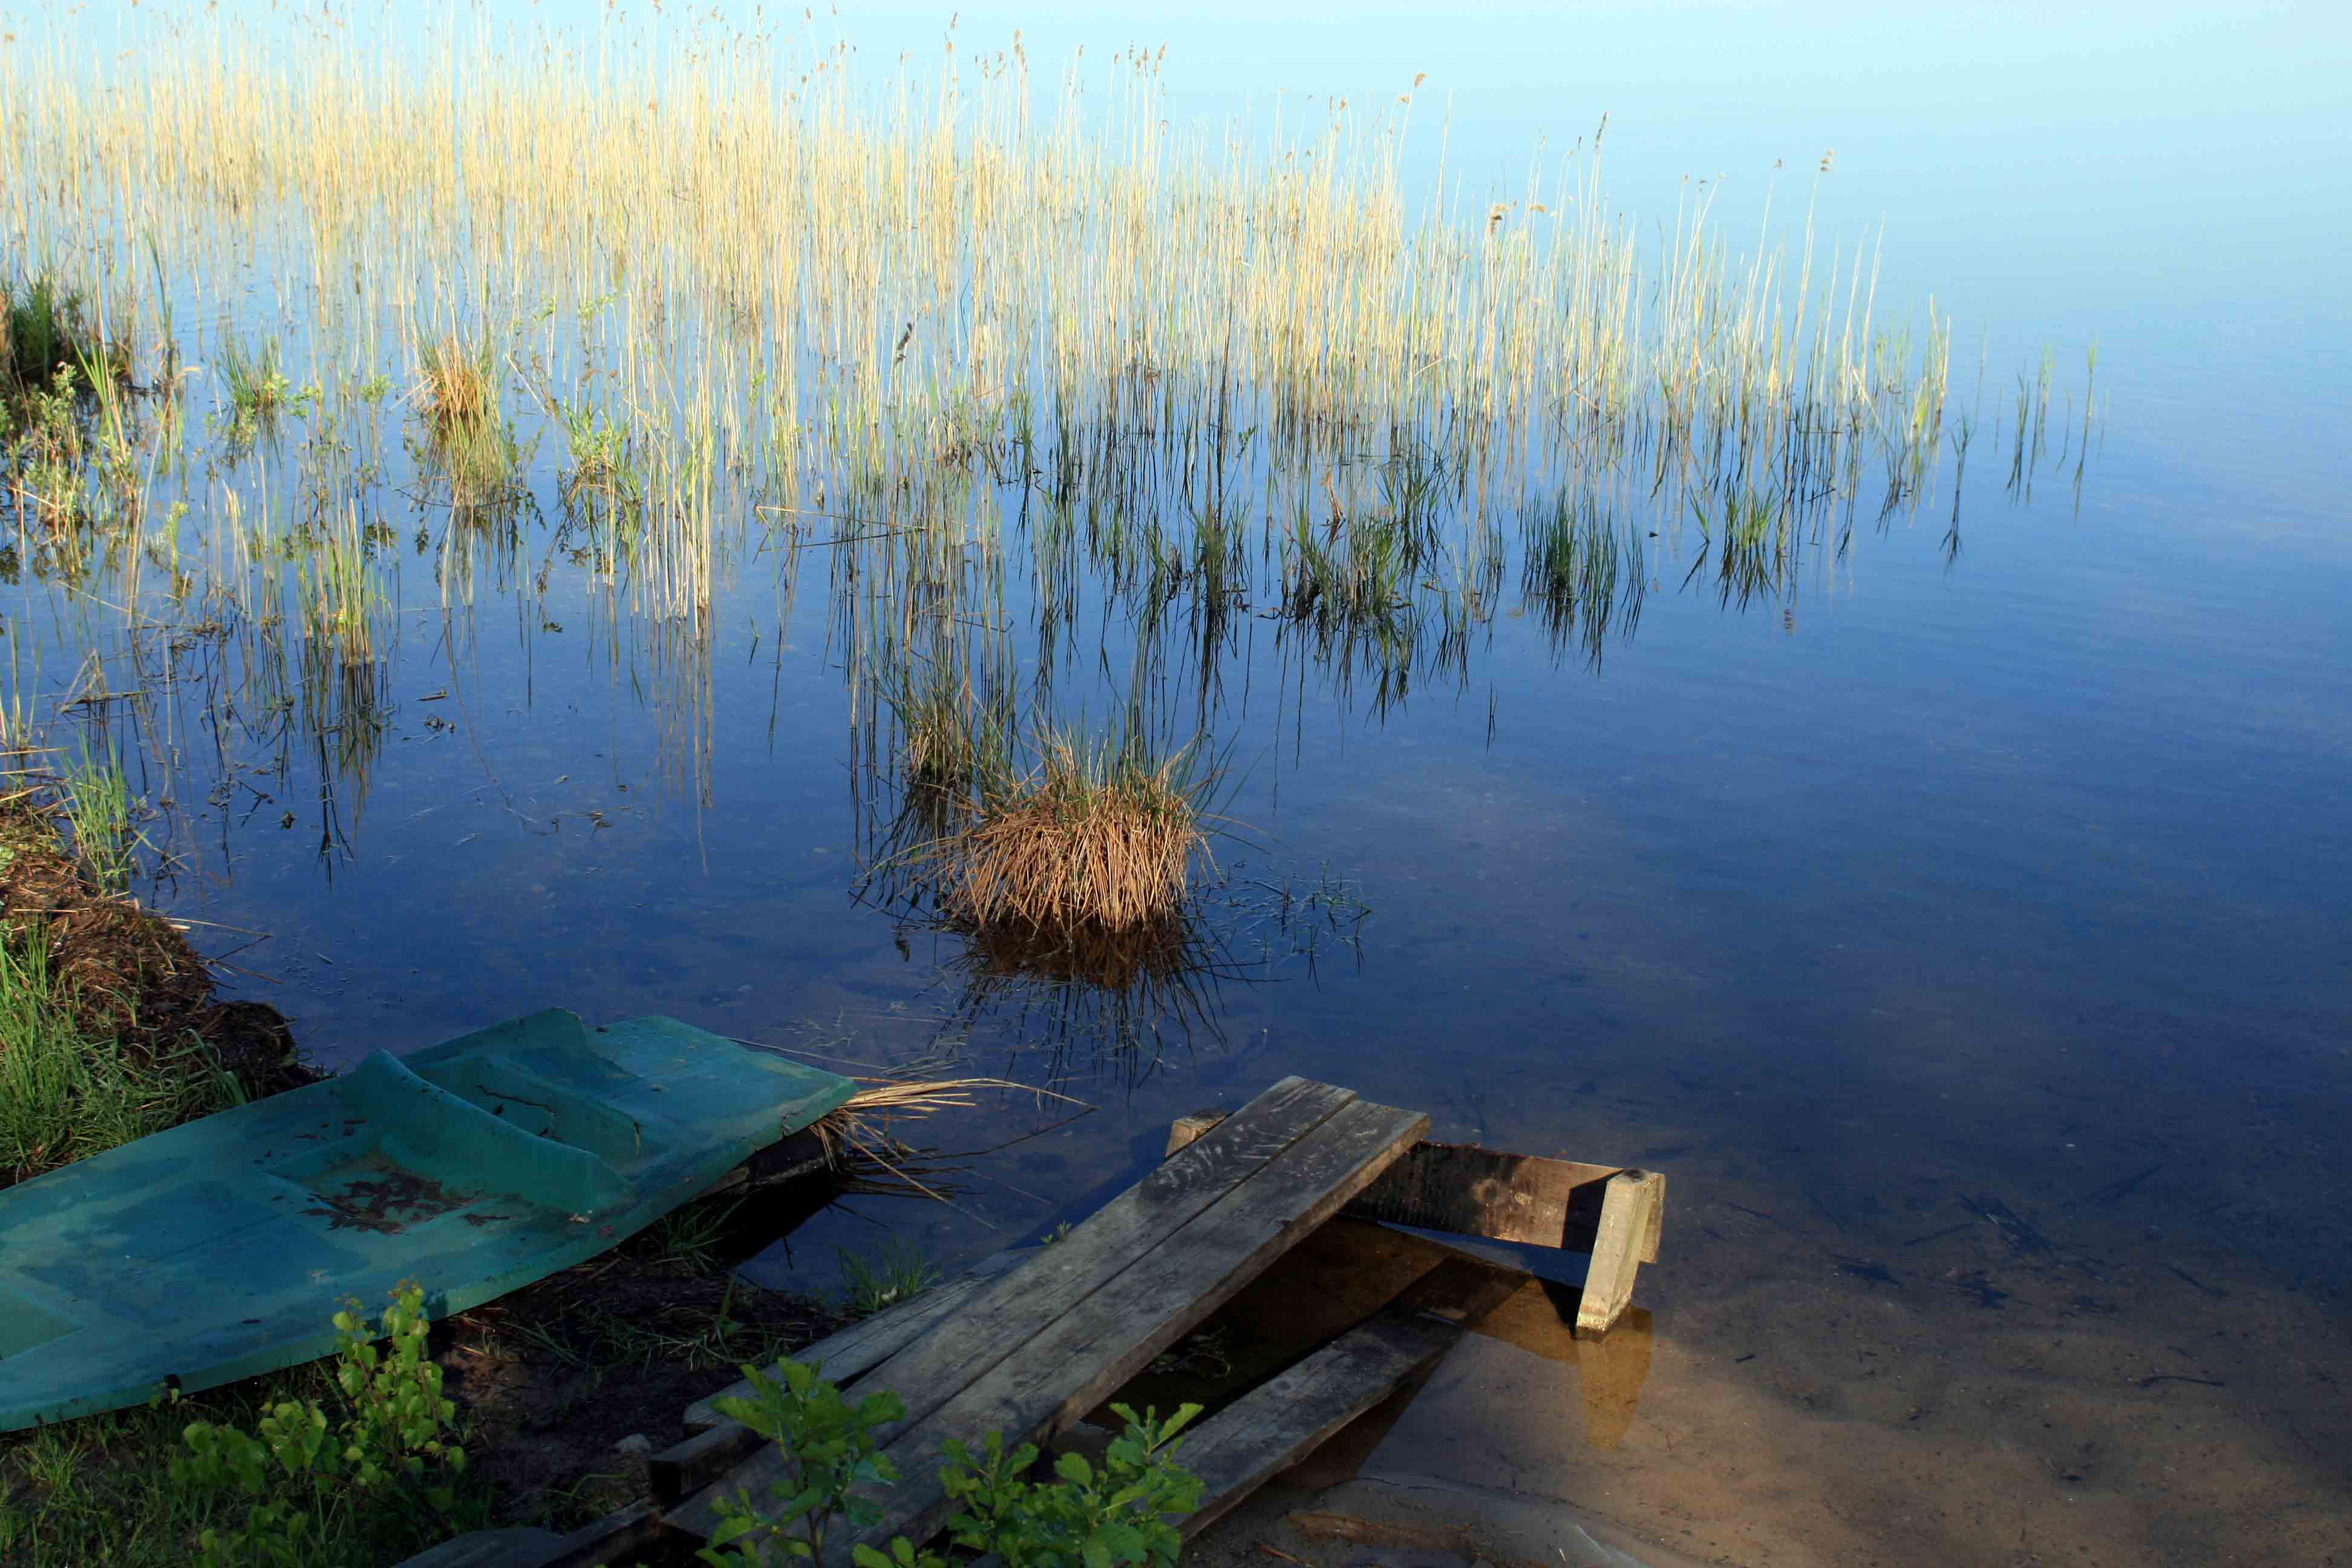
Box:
[1175,1253,1523,1537]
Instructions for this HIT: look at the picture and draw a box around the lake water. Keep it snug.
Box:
[6,4,2348,1562]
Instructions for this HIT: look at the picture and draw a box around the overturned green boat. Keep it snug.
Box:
[0,1009,854,1431]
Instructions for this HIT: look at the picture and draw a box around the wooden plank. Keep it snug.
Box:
[1575,1169,1664,1334]
[792,1097,1431,1560]
[1165,1118,1633,1254]
[535,1501,665,1568]
[1347,1141,1622,1250]
[838,1079,1354,1426]
[392,1528,566,1568]
[664,1077,1362,1541]
[1175,1255,1523,1537]
[1636,1168,1667,1266]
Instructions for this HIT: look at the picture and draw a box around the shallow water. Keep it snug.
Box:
[8,4,2350,1561]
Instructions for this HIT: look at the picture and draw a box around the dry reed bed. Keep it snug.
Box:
[0,7,2091,860]
[3,9,1968,565]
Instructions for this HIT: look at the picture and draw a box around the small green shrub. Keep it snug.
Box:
[936,1403,1203,1568]
[699,1357,908,1566]
[699,1356,1202,1568]
[168,1282,476,1566]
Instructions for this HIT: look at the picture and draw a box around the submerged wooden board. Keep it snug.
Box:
[665,1090,1429,1551]
[662,1077,1360,1538]
[1175,1253,1524,1536]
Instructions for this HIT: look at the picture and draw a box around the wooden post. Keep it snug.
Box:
[1165,1111,1226,1157]
[1575,1169,1665,1336]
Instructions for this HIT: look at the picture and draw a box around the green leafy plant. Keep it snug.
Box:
[697,1357,908,1566]
[935,1403,1203,1568]
[700,1356,1202,1568]
[168,1282,473,1566]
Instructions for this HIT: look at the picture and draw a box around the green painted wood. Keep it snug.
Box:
[0,1009,854,1432]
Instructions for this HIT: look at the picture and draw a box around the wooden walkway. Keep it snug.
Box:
[406,1077,1667,1568]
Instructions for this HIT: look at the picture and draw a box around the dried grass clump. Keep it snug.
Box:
[932,731,1209,933]
[810,1076,1072,1166]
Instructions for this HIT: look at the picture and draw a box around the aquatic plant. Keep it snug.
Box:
[215,332,294,430]
[1,279,74,393]
[415,334,495,437]
[56,747,137,891]
[835,1238,939,1319]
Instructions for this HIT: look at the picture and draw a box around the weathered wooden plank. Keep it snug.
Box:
[1636,1167,1667,1266]
[534,1501,665,1568]
[1165,1119,1632,1254]
[664,1077,1361,1541]
[1575,1169,1664,1334]
[1175,1254,1523,1537]
[797,1097,1431,1560]
[839,1079,1353,1421]
[392,1528,566,1568]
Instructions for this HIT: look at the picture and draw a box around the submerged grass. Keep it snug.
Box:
[835,1238,938,1319]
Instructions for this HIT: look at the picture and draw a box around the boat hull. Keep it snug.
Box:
[0,1009,854,1431]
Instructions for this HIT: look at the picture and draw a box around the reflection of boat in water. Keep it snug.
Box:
[0,1008,853,1431]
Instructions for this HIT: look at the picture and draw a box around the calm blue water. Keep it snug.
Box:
[15,4,2352,1560]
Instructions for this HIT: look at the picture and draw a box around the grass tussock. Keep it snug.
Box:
[214,329,292,423]
[0,795,313,1187]
[0,936,247,1187]
[931,730,1212,933]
